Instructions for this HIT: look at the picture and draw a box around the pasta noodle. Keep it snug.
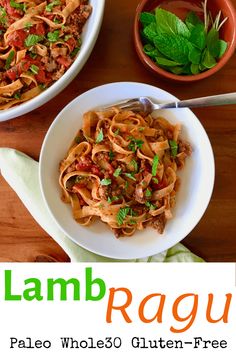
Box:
[0,0,92,110]
[59,108,192,238]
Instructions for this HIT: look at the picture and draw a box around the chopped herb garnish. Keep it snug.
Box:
[10,0,24,10]
[130,159,138,172]
[30,64,39,75]
[107,196,119,203]
[0,7,7,25]
[124,181,129,189]
[138,127,145,132]
[5,50,15,70]
[130,209,138,217]
[117,207,130,226]
[113,167,122,177]
[29,52,37,59]
[129,219,137,225]
[64,34,72,41]
[145,189,152,197]
[169,140,178,157]
[100,178,112,186]
[53,18,60,24]
[109,150,115,160]
[39,83,47,90]
[145,201,157,210]
[95,128,104,143]
[70,47,80,58]
[74,136,81,144]
[152,177,159,184]
[124,172,136,181]
[152,155,159,176]
[128,138,144,152]
[25,34,43,47]
[75,176,84,183]
[14,93,21,100]
[114,128,120,136]
[24,22,33,30]
[98,203,104,209]
[47,30,60,43]
[46,0,61,12]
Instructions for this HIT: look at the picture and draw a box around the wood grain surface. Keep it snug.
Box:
[0,0,235,262]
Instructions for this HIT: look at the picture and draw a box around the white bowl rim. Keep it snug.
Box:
[0,0,105,122]
[39,81,215,259]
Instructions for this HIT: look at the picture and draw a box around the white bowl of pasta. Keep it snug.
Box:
[0,0,105,122]
[39,82,215,259]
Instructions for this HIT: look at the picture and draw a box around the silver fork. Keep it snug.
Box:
[103,92,236,114]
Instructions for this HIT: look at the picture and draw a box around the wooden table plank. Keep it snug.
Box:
[0,0,236,262]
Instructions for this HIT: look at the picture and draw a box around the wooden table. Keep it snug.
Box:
[0,0,235,262]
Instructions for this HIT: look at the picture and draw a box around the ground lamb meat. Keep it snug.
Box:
[148,213,166,234]
[178,140,192,156]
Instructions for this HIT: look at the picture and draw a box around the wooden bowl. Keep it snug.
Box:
[134,0,236,82]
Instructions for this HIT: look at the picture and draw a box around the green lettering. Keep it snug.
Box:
[23,278,43,301]
[4,270,21,301]
[86,267,106,301]
[47,278,80,301]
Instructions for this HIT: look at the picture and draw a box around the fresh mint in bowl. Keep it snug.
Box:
[134,0,236,82]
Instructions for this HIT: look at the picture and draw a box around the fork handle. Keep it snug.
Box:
[157,92,236,109]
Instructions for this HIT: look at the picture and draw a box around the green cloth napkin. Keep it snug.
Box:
[0,148,204,262]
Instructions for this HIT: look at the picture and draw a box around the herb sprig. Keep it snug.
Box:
[140,0,228,75]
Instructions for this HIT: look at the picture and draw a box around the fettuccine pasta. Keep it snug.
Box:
[59,108,192,238]
[0,0,92,109]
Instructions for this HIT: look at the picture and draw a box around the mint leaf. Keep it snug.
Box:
[113,167,122,177]
[96,128,104,143]
[124,173,136,181]
[169,66,185,75]
[145,201,157,210]
[202,48,216,68]
[128,138,144,152]
[152,177,159,184]
[145,189,152,197]
[143,44,160,59]
[47,30,60,42]
[5,50,15,70]
[185,11,202,30]
[10,0,24,10]
[206,28,220,57]
[156,57,180,67]
[189,24,206,50]
[218,39,227,58]
[117,207,130,226]
[154,34,190,64]
[0,7,7,25]
[152,155,159,176]
[114,128,120,136]
[169,140,178,157]
[109,150,115,160]
[46,0,61,12]
[143,22,158,43]
[188,46,201,64]
[190,63,200,74]
[140,12,156,26]
[130,159,138,172]
[25,34,43,47]
[155,8,190,38]
[100,178,111,186]
[70,47,80,58]
[30,64,39,75]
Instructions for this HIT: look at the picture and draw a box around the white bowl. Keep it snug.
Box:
[0,0,105,122]
[39,82,215,259]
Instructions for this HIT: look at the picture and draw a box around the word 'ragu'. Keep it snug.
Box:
[3,268,232,333]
